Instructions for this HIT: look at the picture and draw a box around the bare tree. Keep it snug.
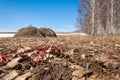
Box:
[91,0,95,35]
[78,0,120,36]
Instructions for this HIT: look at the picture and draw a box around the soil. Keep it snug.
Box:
[0,36,120,80]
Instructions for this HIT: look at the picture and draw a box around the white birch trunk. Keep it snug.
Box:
[91,0,95,35]
[110,0,116,35]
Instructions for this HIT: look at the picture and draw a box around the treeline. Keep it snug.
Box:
[78,0,120,36]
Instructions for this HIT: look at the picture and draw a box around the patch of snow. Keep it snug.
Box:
[57,33,88,36]
[0,34,15,37]
[0,32,87,38]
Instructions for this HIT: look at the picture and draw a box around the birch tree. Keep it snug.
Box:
[78,0,120,36]
[91,0,95,35]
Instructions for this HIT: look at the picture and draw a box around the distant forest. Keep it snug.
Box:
[78,0,120,36]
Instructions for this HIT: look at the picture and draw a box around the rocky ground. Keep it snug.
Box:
[0,36,120,80]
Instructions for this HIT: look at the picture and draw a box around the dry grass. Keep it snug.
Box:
[0,36,120,48]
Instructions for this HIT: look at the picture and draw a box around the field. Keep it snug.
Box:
[0,36,120,80]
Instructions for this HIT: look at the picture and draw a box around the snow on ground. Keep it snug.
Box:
[0,33,15,37]
[57,33,88,36]
[0,33,87,37]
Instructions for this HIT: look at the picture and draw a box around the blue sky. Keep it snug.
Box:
[0,0,79,32]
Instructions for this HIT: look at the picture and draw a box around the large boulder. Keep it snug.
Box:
[38,28,57,37]
[14,26,43,37]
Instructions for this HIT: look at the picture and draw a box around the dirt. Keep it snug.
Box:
[0,36,120,80]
